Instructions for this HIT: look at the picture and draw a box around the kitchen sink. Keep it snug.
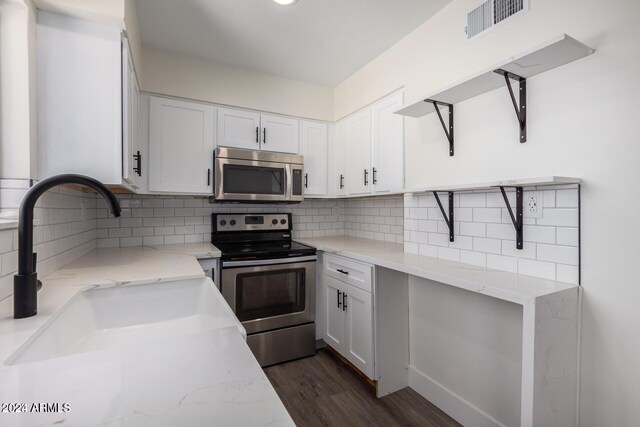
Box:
[6,278,244,365]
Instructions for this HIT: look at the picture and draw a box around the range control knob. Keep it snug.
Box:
[230,220,236,226]
[219,220,227,226]
[272,219,278,225]
[280,219,287,225]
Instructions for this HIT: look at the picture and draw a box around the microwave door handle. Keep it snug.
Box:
[285,164,292,201]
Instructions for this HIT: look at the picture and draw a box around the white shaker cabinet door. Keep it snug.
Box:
[346,109,372,195]
[122,41,141,190]
[344,283,374,379]
[260,114,299,154]
[332,120,348,196]
[323,276,347,353]
[149,97,215,194]
[371,92,404,193]
[300,121,328,196]
[217,107,261,150]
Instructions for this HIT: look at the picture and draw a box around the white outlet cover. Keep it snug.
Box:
[525,191,543,219]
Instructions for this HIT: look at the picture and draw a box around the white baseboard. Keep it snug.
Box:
[408,366,507,427]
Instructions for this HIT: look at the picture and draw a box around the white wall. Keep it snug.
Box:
[0,0,37,180]
[334,0,640,425]
[140,47,335,122]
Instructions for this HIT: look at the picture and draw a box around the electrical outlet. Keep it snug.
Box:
[525,191,543,219]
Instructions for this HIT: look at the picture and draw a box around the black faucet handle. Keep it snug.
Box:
[32,253,42,291]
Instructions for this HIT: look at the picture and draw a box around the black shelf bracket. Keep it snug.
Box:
[499,186,523,250]
[433,191,454,242]
[425,99,454,156]
[494,69,527,143]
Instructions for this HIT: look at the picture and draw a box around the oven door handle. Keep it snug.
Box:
[222,255,317,268]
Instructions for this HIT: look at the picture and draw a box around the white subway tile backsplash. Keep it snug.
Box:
[486,223,515,240]
[459,193,486,207]
[460,250,486,267]
[419,244,438,257]
[404,186,580,284]
[522,225,556,244]
[556,228,579,246]
[438,246,460,262]
[555,190,579,208]
[537,244,579,265]
[473,208,502,223]
[486,254,518,273]
[0,184,97,300]
[460,222,486,237]
[518,258,556,280]
[556,264,579,284]
[537,209,579,227]
[473,237,502,254]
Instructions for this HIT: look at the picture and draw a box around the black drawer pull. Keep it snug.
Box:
[373,167,377,185]
[255,126,259,143]
[263,127,266,144]
[364,169,368,186]
[337,290,342,308]
[305,173,308,188]
[336,269,349,275]
[342,293,347,311]
[339,174,344,189]
[207,168,211,186]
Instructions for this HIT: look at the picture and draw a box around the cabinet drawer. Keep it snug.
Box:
[323,254,373,293]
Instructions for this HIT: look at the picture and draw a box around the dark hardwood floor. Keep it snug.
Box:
[264,349,461,427]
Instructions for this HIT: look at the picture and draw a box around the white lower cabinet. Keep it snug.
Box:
[321,254,375,379]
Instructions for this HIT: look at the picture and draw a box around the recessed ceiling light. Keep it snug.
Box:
[273,0,298,5]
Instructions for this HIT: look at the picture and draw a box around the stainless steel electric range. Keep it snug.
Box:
[211,213,317,367]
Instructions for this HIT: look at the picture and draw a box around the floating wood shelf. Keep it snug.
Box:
[395,34,594,118]
[403,176,580,194]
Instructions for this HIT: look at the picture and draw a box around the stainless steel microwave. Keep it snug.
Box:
[213,147,304,202]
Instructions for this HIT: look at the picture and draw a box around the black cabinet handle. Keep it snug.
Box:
[255,126,259,144]
[373,167,377,185]
[336,269,349,275]
[364,169,369,186]
[342,293,347,311]
[207,168,211,186]
[263,127,266,144]
[337,290,342,308]
[133,151,141,176]
[304,173,308,188]
[340,174,344,189]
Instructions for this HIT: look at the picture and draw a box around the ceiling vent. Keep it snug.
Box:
[465,0,529,40]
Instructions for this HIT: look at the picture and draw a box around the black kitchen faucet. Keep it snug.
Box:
[13,174,121,319]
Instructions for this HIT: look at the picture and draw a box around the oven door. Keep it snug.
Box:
[221,256,316,334]
[214,157,291,202]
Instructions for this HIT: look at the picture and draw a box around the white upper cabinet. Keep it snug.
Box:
[148,97,215,194]
[217,107,261,151]
[37,12,127,186]
[331,120,348,197]
[217,108,299,154]
[371,92,404,193]
[260,114,299,154]
[346,109,372,195]
[300,121,328,196]
[122,40,142,190]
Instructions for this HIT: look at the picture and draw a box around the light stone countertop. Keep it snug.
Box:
[296,236,577,304]
[0,244,293,427]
